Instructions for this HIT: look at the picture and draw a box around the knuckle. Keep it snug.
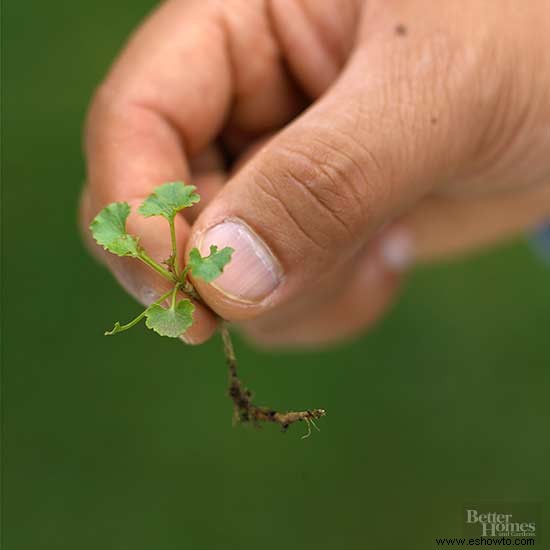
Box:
[255,137,382,248]
[85,82,125,142]
[310,128,386,222]
[85,81,157,155]
[252,162,329,251]
[282,145,357,237]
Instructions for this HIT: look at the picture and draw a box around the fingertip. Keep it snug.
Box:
[180,300,219,345]
[376,226,415,273]
[186,217,283,322]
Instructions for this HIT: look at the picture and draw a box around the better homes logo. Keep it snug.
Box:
[463,502,541,541]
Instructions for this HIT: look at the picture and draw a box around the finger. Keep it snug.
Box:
[187,14,497,321]
[239,232,405,349]
[83,1,234,332]
[401,183,550,262]
[83,0,313,338]
[221,0,307,135]
[86,0,305,202]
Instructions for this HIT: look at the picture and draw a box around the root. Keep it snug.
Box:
[220,322,326,434]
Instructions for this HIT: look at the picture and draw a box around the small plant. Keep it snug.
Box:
[90,182,325,438]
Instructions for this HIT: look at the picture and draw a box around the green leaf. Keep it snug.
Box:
[89,202,140,257]
[138,182,200,221]
[189,245,234,283]
[145,300,195,338]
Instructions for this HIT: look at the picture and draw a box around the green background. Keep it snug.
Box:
[2,1,549,548]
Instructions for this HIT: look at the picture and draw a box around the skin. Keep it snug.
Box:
[81,0,550,348]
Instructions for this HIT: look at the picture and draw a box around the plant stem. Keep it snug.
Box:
[105,288,174,335]
[180,267,201,301]
[138,251,175,282]
[170,284,178,310]
[220,322,326,432]
[179,265,190,283]
[220,321,236,364]
[168,218,179,277]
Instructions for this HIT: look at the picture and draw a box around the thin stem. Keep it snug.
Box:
[220,321,326,433]
[170,284,178,310]
[179,265,191,283]
[169,218,179,277]
[138,251,175,282]
[220,322,236,363]
[180,267,201,302]
[105,288,174,335]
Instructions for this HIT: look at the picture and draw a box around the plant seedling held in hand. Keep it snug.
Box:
[90,182,326,437]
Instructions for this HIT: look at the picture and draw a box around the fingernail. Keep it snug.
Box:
[180,333,192,345]
[199,219,282,303]
[138,287,161,307]
[113,268,150,304]
[379,228,414,272]
[112,266,163,307]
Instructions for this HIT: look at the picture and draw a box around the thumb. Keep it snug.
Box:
[187,33,496,320]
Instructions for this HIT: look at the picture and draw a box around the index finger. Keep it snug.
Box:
[83,0,233,343]
[85,0,232,206]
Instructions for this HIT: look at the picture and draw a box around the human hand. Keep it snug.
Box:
[81,0,550,348]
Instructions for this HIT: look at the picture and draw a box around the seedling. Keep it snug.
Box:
[90,182,325,436]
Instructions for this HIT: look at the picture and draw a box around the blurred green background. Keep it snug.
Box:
[3,1,549,549]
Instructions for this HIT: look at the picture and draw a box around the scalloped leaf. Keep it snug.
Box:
[145,300,195,338]
[138,182,200,221]
[89,202,140,257]
[188,245,234,283]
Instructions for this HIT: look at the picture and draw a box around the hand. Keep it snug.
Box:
[81,0,550,348]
